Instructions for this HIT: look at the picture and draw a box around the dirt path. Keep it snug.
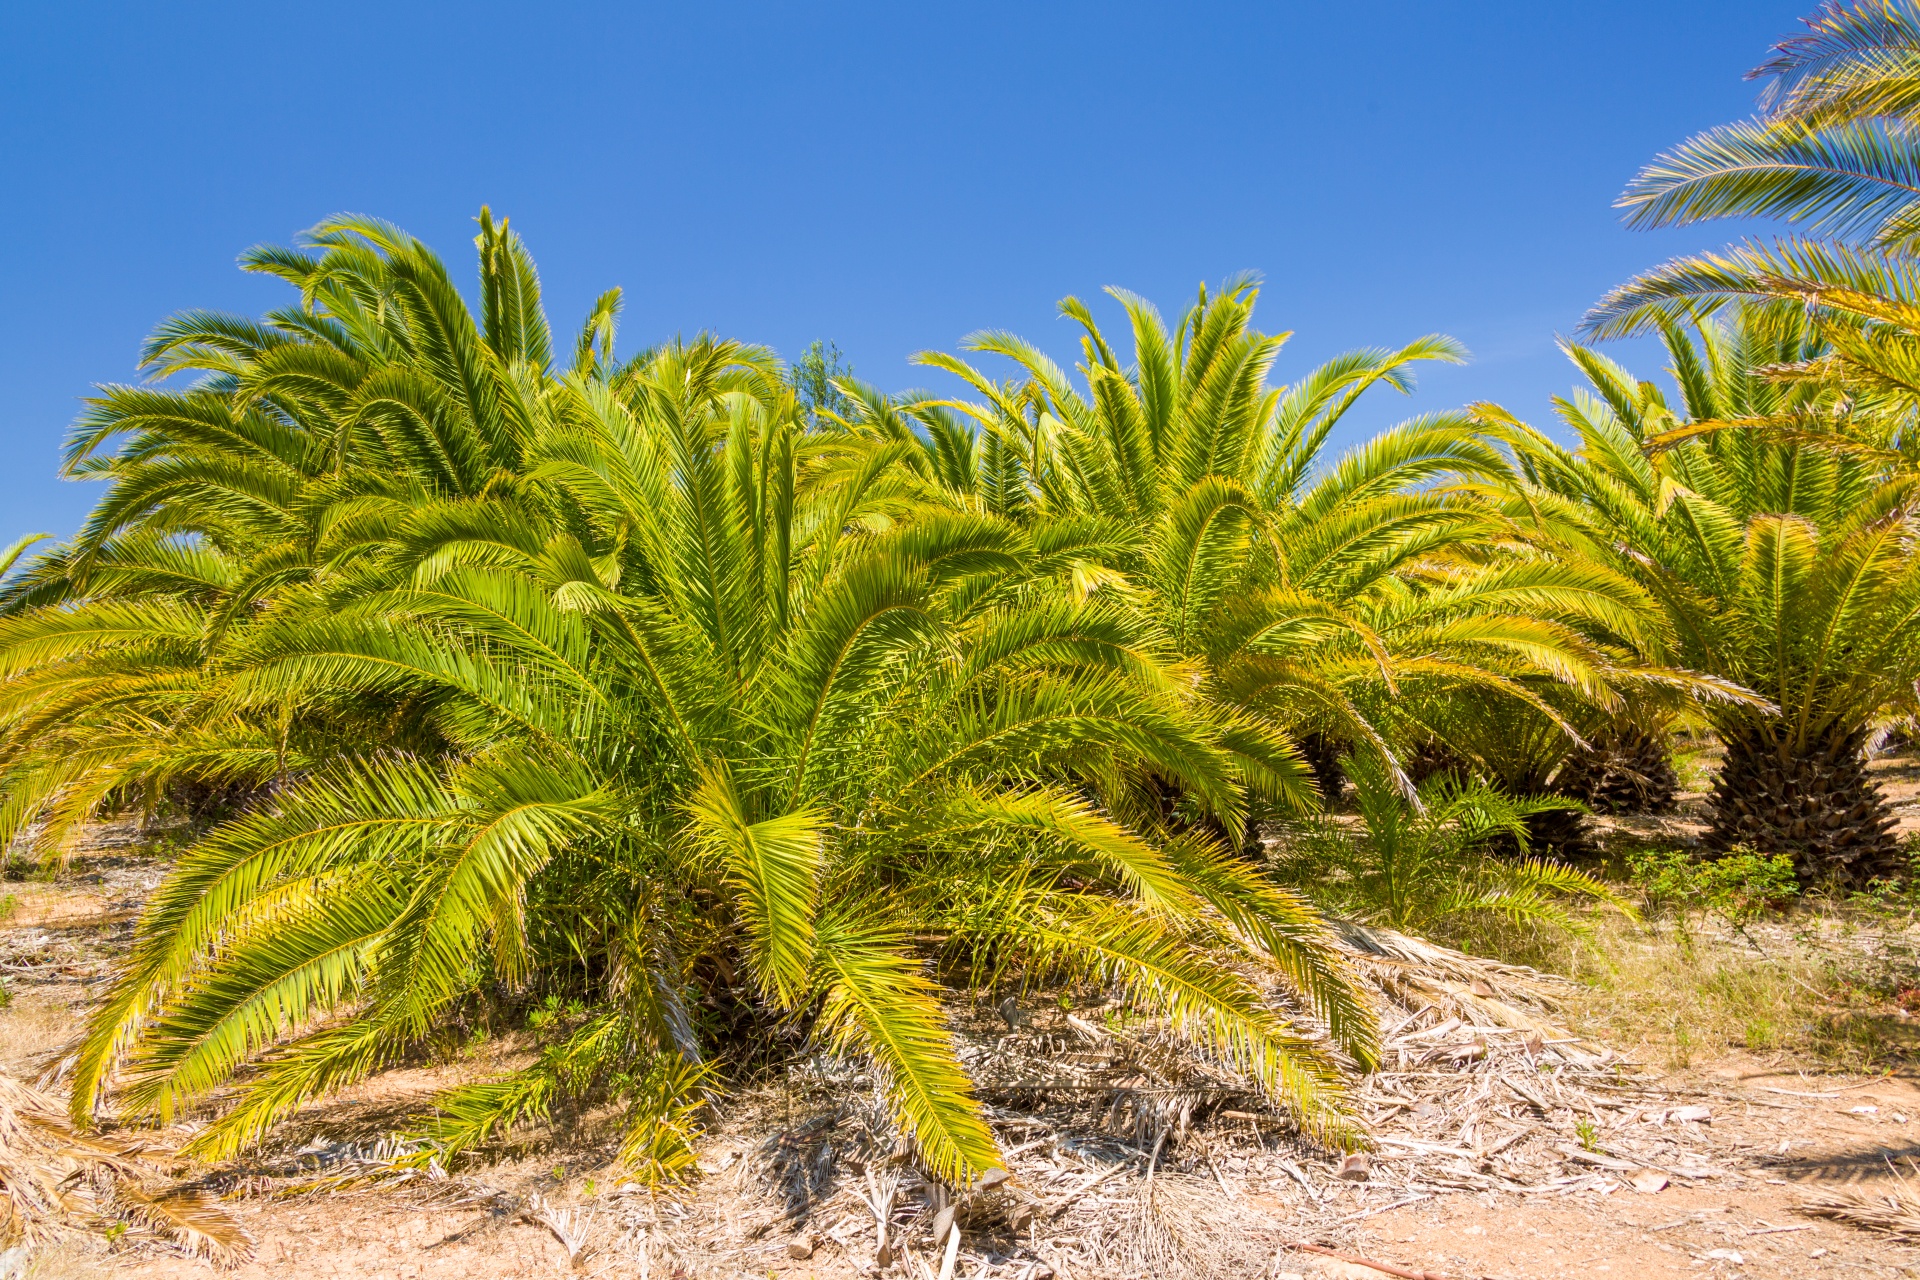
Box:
[7,833,1920,1279]
[1352,1065,1920,1279]
[70,1066,1916,1280]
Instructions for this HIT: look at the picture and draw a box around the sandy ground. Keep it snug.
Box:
[46,1064,1910,1280]
[8,785,1920,1279]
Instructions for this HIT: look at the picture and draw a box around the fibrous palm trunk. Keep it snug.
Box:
[1707,715,1901,885]
[1555,726,1680,816]
[1297,732,1349,806]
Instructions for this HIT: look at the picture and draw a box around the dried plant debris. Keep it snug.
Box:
[0,1071,251,1265]
[1802,1176,1920,1240]
[3,921,1845,1277]
[569,924,1757,1280]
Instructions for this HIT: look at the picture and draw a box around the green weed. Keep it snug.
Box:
[1574,1117,1599,1151]
[1627,846,1799,927]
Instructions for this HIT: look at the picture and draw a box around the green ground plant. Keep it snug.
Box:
[1564,906,1920,1072]
[1271,753,1633,948]
[1627,847,1801,929]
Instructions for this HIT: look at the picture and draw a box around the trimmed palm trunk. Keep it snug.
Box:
[1555,726,1679,816]
[1707,714,1900,885]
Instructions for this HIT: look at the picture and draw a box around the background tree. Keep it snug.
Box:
[1488,308,1920,883]
[792,338,854,428]
[873,279,1700,827]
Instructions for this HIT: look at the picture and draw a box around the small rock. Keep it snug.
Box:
[1335,1152,1370,1181]
[1700,1248,1743,1264]
[975,1167,1011,1191]
[1666,1105,1712,1124]
[931,1205,956,1246]
[1628,1169,1669,1194]
[787,1234,814,1260]
[1848,1104,1879,1115]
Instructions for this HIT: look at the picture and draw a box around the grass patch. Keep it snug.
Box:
[1374,842,1920,1074]
[1558,911,1920,1071]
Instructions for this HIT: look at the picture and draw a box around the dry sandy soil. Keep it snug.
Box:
[8,773,1920,1280]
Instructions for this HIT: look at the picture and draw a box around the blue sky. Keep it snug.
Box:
[1,1,1807,540]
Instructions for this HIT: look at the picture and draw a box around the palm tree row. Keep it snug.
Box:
[11,111,1920,1181]
[0,212,1685,1183]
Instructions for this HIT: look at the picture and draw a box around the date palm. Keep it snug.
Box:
[0,216,1377,1182]
[878,279,1681,800]
[1592,3,1920,472]
[0,210,626,858]
[1490,307,1920,883]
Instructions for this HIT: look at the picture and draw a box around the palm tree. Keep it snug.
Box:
[1619,2,1920,252]
[1488,307,1920,883]
[0,215,1378,1183]
[875,279,1686,812]
[0,210,618,859]
[1590,2,1920,472]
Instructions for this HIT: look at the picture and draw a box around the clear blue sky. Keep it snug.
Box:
[1,1,1807,541]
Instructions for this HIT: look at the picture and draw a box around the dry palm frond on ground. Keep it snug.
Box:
[0,1072,251,1263]
[1802,1164,1920,1241]
[579,926,1730,1280]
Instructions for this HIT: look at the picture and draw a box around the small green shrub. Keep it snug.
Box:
[1628,846,1799,926]
[1848,835,1920,919]
[1273,754,1632,952]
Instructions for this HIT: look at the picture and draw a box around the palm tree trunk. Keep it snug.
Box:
[1554,725,1679,816]
[1707,714,1901,885]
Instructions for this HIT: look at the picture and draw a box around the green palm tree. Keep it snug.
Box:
[0,216,1378,1183]
[1488,307,1920,883]
[1619,2,1920,252]
[1590,2,1920,474]
[0,210,631,858]
[880,280,1684,807]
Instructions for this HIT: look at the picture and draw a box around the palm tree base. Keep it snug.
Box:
[1555,727,1679,816]
[1521,807,1596,860]
[1297,733,1349,806]
[1707,720,1901,885]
